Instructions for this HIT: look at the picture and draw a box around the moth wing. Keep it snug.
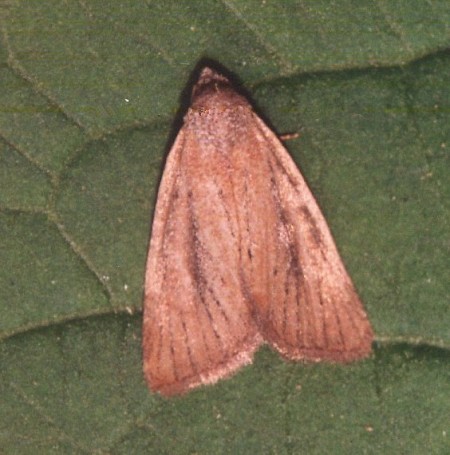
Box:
[239,116,373,362]
[143,129,262,396]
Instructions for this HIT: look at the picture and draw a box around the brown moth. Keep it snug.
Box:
[143,67,373,396]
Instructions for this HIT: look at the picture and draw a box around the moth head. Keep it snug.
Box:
[191,67,249,112]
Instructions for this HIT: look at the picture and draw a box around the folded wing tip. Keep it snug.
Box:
[145,333,264,397]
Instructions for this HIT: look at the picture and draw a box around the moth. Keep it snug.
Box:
[143,67,373,396]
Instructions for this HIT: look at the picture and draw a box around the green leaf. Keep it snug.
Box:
[1,1,449,453]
